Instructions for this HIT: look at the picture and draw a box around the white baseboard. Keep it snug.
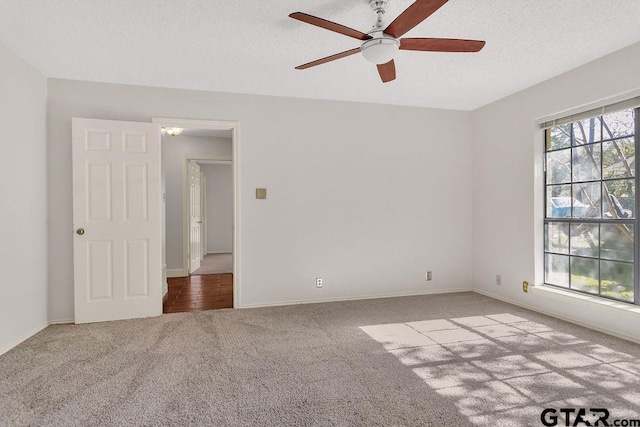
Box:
[473,289,640,345]
[206,251,232,255]
[239,288,473,309]
[49,319,74,325]
[167,268,187,278]
[0,322,49,357]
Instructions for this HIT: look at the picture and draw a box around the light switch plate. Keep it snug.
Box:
[256,188,267,199]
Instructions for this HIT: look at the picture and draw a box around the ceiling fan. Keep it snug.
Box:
[289,0,485,83]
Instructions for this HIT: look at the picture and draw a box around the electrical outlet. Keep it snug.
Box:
[426,271,433,281]
[523,281,529,293]
[316,278,323,288]
[496,274,502,285]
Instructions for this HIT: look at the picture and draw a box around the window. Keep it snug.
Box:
[544,108,639,304]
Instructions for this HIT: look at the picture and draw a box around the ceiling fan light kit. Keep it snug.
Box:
[361,33,400,64]
[289,0,485,83]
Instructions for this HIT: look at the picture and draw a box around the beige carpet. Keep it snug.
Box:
[2,292,640,426]
[191,253,232,275]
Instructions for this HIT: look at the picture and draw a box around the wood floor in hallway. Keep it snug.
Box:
[163,273,233,313]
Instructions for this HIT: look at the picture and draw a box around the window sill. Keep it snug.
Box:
[532,284,640,316]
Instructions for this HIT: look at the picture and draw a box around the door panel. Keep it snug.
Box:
[124,239,149,298]
[86,240,113,301]
[72,118,162,323]
[123,163,148,220]
[87,163,112,220]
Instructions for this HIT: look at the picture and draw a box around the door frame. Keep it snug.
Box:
[152,118,240,309]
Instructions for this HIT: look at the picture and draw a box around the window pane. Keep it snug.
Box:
[546,185,571,218]
[602,179,634,219]
[573,182,601,218]
[572,144,601,182]
[544,109,636,304]
[600,260,634,302]
[547,124,571,151]
[545,254,569,288]
[545,222,569,254]
[600,224,634,262]
[573,117,602,145]
[570,257,599,295]
[603,138,634,179]
[546,148,571,184]
[602,109,635,140]
[570,223,599,257]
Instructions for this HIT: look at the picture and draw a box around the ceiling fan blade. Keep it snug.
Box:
[376,60,396,83]
[400,38,486,52]
[289,12,372,40]
[295,48,361,70]
[385,0,449,38]
[400,38,485,52]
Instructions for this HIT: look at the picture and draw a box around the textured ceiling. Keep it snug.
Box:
[1,0,640,110]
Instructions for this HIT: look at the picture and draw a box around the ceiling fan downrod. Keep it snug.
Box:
[369,0,390,29]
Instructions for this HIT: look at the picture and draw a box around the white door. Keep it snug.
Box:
[72,118,162,324]
[188,161,202,273]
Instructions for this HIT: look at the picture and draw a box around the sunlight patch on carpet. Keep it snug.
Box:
[360,313,640,426]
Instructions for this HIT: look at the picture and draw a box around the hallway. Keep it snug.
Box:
[163,274,233,313]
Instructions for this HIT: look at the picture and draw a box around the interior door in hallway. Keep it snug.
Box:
[72,118,162,323]
[188,160,202,273]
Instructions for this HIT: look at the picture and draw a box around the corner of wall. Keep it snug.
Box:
[468,41,640,342]
[0,42,49,354]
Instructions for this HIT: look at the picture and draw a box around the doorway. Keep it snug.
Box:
[152,118,239,313]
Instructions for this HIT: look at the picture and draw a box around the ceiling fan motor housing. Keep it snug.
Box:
[361,31,400,64]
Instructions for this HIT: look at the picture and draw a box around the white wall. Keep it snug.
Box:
[472,41,640,342]
[201,163,233,254]
[162,135,231,274]
[0,44,48,354]
[47,79,472,320]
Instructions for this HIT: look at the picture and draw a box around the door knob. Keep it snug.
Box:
[76,228,85,236]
